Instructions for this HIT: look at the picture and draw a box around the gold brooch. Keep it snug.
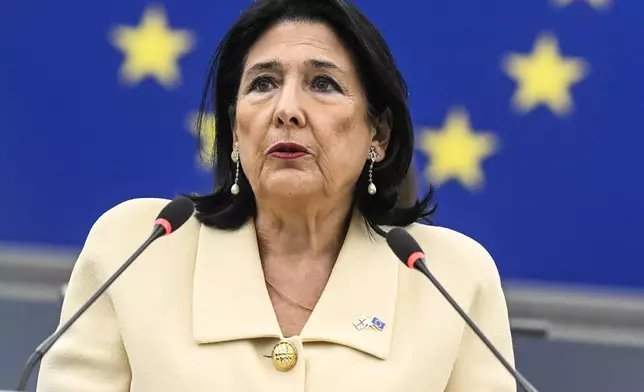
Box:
[271,341,298,372]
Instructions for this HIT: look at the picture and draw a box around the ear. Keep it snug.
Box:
[229,104,238,146]
[230,139,239,162]
[231,129,239,162]
[370,108,392,162]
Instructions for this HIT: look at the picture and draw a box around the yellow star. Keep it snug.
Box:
[418,109,499,191]
[502,33,589,116]
[109,5,195,88]
[552,0,611,10]
[186,112,216,171]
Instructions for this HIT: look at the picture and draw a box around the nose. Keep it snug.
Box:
[272,84,306,129]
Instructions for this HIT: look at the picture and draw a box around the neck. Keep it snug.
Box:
[254,196,353,267]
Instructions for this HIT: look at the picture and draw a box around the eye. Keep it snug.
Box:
[311,76,342,93]
[248,76,277,93]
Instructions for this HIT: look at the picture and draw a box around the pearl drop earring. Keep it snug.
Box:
[367,146,377,195]
[231,146,240,195]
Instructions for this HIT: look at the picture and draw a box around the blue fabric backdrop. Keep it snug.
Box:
[2,0,642,288]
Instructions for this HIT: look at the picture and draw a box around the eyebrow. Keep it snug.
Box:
[244,58,345,76]
[305,58,343,73]
[245,60,281,75]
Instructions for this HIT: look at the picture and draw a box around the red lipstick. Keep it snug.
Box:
[267,142,310,160]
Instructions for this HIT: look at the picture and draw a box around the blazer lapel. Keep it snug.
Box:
[192,220,282,344]
[300,213,399,360]
[192,212,400,361]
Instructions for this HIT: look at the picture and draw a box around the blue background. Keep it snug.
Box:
[2,0,642,288]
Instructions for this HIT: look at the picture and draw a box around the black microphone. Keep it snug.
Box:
[13,197,195,392]
[386,227,539,392]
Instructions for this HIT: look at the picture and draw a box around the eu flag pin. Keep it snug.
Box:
[353,316,385,331]
[369,317,386,331]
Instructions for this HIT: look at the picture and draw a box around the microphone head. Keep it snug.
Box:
[386,227,425,268]
[154,196,195,235]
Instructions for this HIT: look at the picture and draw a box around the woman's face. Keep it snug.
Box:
[234,21,387,203]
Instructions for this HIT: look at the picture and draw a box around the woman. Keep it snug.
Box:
[37,0,516,391]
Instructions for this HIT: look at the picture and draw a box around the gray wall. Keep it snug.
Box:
[3,246,644,391]
[3,297,644,391]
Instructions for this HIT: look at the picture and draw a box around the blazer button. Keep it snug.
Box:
[271,341,298,371]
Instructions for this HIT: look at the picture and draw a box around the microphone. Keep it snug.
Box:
[12,197,195,392]
[386,227,539,392]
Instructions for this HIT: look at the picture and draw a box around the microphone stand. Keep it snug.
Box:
[5,225,166,392]
[413,260,539,392]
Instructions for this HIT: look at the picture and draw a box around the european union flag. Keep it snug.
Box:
[370,317,386,331]
[1,0,643,291]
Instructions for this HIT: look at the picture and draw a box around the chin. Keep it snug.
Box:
[260,173,320,198]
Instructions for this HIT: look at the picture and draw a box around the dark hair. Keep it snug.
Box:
[189,0,435,237]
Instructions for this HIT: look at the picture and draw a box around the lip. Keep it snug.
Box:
[267,142,310,156]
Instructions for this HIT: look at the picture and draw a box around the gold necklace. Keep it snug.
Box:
[264,277,314,312]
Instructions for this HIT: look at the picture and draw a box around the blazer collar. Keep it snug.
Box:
[192,212,399,360]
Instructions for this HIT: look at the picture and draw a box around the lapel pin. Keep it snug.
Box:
[353,316,386,331]
[369,316,386,331]
[353,317,369,330]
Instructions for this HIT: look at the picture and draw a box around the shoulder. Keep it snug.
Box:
[86,197,173,240]
[390,223,512,358]
[93,197,172,226]
[406,223,493,260]
[80,198,201,268]
[403,222,502,286]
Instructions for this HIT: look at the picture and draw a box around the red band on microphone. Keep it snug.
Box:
[154,218,172,235]
[407,251,425,269]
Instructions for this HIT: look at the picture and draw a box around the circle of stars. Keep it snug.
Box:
[416,2,603,192]
[105,4,609,187]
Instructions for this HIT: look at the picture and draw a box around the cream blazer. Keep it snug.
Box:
[36,198,516,392]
